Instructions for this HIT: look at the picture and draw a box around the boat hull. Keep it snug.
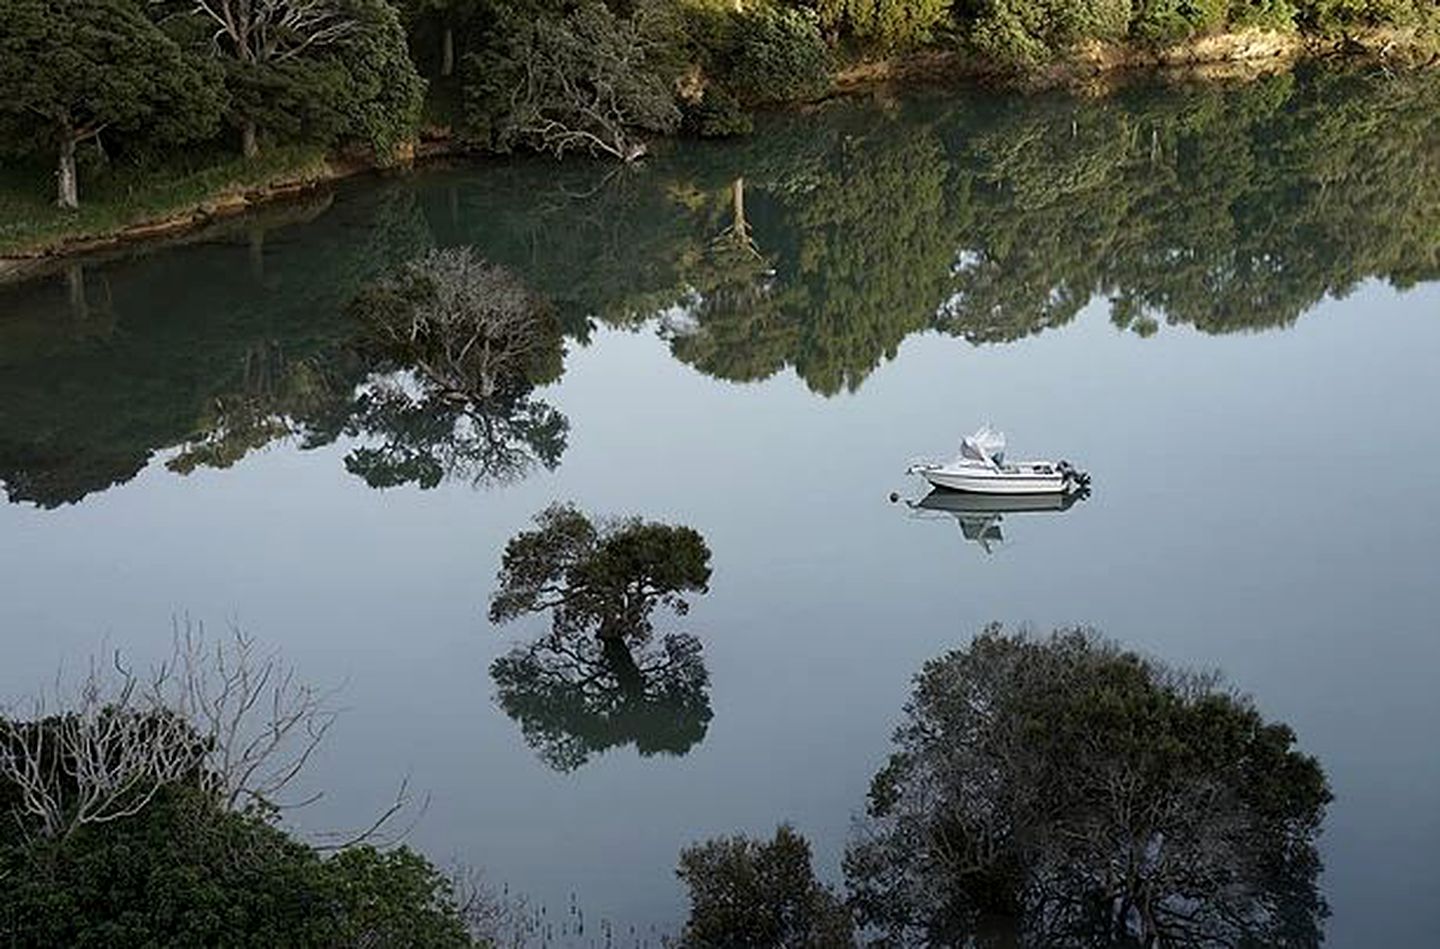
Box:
[917,466,1075,495]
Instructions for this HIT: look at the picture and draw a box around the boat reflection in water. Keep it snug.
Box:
[907,489,1086,555]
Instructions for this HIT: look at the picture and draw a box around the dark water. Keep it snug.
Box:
[2,67,1438,944]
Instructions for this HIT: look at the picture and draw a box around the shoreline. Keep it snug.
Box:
[2,27,1432,278]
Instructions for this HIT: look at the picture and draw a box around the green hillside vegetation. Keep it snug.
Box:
[2,0,1437,252]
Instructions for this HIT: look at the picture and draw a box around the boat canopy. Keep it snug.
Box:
[960,426,1006,469]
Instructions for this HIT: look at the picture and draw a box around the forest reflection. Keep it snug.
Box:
[2,66,1437,508]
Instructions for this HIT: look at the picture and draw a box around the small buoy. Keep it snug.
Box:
[889,491,900,503]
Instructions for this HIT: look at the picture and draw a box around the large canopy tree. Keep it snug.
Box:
[845,626,1332,946]
[489,503,713,643]
[176,0,423,158]
[0,0,224,208]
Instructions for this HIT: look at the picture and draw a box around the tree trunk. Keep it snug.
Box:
[441,25,455,77]
[57,135,79,210]
[732,177,747,241]
[242,120,259,159]
[65,263,88,320]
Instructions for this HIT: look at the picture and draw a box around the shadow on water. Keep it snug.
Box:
[3,66,1439,507]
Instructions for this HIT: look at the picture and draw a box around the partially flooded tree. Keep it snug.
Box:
[844,626,1331,946]
[488,504,714,768]
[490,631,711,771]
[676,824,855,948]
[343,247,569,489]
[489,503,712,643]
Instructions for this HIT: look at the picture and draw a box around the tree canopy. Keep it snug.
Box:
[844,626,1331,946]
[675,824,855,948]
[0,0,224,207]
[489,503,713,642]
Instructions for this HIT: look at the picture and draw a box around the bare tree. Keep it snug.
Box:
[164,622,338,813]
[355,248,559,400]
[176,0,356,156]
[0,657,199,841]
[0,622,404,845]
[500,2,681,162]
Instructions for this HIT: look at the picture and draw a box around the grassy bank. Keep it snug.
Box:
[0,146,334,258]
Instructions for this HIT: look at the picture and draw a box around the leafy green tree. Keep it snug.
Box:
[814,0,952,50]
[958,0,1131,63]
[727,5,832,105]
[676,825,855,948]
[1297,0,1440,33]
[463,0,682,160]
[0,0,225,208]
[487,503,715,769]
[844,626,1331,946]
[489,503,713,643]
[181,0,424,159]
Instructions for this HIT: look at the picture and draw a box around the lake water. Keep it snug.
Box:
[2,68,1438,945]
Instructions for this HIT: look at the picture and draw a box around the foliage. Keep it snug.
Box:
[463,0,682,160]
[1129,0,1231,44]
[332,0,429,161]
[676,825,855,948]
[844,625,1331,946]
[0,781,472,947]
[959,0,1133,63]
[682,85,755,137]
[0,637,474,947]
[727,5,833,105]
[487,503,715,768]
[814,0,953,50]
[0,0,225,207]
[1297,0,1440,33]
[489,503,713,643]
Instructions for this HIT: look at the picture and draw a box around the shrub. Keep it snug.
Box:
[728,6,833,105]
[683,86,755,137]
[959,0,1133,63]
[1130,0,1231,44]
[1297,0,1440,33]
[814,0,954,50]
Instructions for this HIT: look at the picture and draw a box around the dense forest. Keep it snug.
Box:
[2,0,1439,210]
[1,65,1436,509]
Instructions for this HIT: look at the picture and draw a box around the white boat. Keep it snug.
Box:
[907,426,1090,496]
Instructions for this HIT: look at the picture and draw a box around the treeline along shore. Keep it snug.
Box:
[2,0,1439,258]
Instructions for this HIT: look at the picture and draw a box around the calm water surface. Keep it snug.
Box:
[2,69,1438,945]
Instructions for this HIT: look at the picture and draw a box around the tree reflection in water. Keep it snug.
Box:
[491,631,710,772]
[488,503,714,771]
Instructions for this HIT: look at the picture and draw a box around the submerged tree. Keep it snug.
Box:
[676,824,855,948]
[488,504,714,769]
[844,626,1331,946]
[489,503,712,643]
[341,247,569,489]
